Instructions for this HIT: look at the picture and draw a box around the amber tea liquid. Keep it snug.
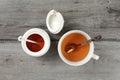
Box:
[26,34,44,52]
[61,33,90,62]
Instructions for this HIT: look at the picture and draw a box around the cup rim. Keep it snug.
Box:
[58,30,94,66]
[21,28,50,57]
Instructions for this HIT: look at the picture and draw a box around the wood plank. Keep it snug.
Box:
[0,41,120,80]
[0,0,120,41]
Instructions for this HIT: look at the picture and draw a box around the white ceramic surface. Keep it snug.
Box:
[18,28,51,57]
[46,10,64,34]
[58,30,99,66]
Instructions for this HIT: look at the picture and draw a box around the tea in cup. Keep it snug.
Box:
[58,30,99,66]
[18,28,51,57]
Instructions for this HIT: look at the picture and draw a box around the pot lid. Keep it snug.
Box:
[46,10,64,34]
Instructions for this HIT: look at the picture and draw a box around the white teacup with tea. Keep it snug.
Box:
[58,30,100,66]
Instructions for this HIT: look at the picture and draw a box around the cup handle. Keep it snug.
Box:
[18,36,23,41]
[92,54,99,60]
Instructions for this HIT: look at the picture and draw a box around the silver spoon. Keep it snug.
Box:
[65,35,102,53]
[18,36,40,45]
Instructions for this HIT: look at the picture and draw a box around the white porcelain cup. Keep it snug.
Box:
[18,28,51,57]
[58,30,99,66]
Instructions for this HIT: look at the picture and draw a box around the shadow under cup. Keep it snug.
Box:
[61,33,90,62]
[26,34,45,52]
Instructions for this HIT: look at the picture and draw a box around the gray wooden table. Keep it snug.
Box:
[0,0,120,80]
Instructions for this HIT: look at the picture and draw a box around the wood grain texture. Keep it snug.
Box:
[0,0,120,80]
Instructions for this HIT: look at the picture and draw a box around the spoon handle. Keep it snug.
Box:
[79,39,92,46]
[78,35,102,46]
[18,36,37,43]
[26,39,37,43]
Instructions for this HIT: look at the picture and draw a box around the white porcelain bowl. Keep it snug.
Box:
[18,28,51,57]
[46,10,64,34]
